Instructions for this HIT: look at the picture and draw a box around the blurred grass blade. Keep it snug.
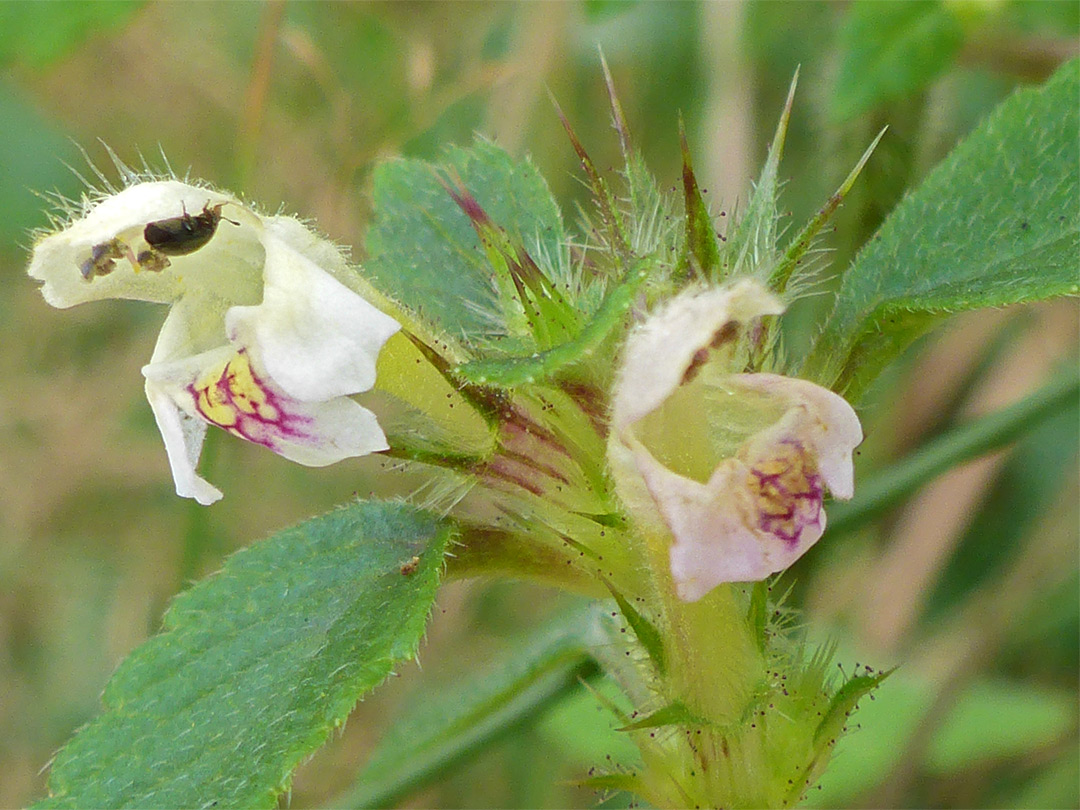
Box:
[917,312,1035,441]
[920,377,1079,624]
[828,370,1079,535]
[36,501,452,809]
[339,604,601,809]
[925,679,1077,775]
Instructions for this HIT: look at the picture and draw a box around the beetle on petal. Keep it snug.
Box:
[143,201,239,257]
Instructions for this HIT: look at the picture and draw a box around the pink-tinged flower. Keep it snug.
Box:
[28,180,400,504]
[608,280,862,601]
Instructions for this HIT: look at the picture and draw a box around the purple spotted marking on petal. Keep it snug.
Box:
[188,349,317,453]
[747,438,824,548]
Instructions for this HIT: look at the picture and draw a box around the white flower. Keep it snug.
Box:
[28,180,400,505]
[608,279,862,601]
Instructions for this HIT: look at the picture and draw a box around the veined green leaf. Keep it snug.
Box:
[805,60,1079,399]
[364,139,566,340]
[36,500,452,809]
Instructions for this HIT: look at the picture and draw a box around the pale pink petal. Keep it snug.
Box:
[608,281,862,601]
[728,373,862,499]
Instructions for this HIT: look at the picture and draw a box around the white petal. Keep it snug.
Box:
[144,379,223,506]
[148,294,234,365]
[611,279,784,430]
[225,225,400,402]
[265,396,389,466]
[28,181,239,309]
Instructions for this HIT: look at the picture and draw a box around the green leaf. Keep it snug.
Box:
[832,0,964,121]
[677,118,721,280]
[725,70,797,282]
[364,139,566,341]
[339,604,599,809]
[770,127,885,294]
[36,500,452,809]
[813,668,893,748]
[805,60,1080,398]
[803,669,931,808]
[604,579,666,677]
[791,666,893,807]
[617,701,700,731]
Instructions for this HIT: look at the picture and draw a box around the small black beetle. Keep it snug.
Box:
[143,201,239,257]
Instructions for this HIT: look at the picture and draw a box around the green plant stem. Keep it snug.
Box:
[829,370,1079,535]
[640,530,762,727]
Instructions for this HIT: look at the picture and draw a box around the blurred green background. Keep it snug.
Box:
[0,2,1076,807]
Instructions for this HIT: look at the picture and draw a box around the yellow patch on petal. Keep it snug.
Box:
[192,352,280,432]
